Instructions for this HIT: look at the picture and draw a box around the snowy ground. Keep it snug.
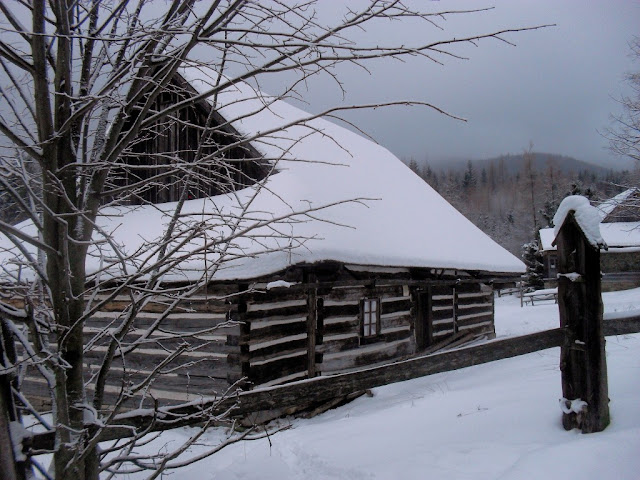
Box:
[494,286,640,338]
[36,288,640,479]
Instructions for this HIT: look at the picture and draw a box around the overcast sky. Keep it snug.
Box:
[4,1,637,170]
[263,0,640,170]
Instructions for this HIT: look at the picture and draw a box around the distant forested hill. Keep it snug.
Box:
[423,152,611,177]
[472,152,611,177]
[404,152,636,257]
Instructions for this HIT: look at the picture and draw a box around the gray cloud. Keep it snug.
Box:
[264,1,640,169]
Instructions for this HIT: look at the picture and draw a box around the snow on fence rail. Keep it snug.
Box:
[21,314,640,454]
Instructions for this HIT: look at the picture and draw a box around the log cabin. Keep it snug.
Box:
[1,66,525,407]
[539,189,640,291]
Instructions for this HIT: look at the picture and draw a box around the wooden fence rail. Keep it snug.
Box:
[24,315,640,453]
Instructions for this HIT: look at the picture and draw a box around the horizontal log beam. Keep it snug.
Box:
[603,315,640,336]
[246,276,517,295]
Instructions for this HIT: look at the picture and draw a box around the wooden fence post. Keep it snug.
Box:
[553,210,610,433]
[1,320,27,480]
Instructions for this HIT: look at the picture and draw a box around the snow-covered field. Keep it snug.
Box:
[37,288,640,479]
[494,286,640,338]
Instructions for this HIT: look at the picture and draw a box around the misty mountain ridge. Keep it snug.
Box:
[404,151,634,257]
[417,152,617,176]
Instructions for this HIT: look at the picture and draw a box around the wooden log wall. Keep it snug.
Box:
[430,283,494,341]
[455,283,495,336]
[226,280,495,388]
[241,288,311,387]
[9,272,500,407]
[17,291,242,409]
[239,283,417,387]
[318,284,414,374]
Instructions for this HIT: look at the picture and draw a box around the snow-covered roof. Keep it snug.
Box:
[541,222,640,252]
[539,229,556,252]
[552,195,605,249]
[0,66,525,282]
[540,193,640,253]
[596,188,638,221]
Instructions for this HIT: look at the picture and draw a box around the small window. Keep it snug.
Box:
[361,298,381,338]
[549,254,557,270]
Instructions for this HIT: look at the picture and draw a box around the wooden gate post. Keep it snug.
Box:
[553,204,610,433]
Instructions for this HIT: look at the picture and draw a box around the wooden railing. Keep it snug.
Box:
[23,314,640,453]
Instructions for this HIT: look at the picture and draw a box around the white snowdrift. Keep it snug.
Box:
[553,195,605,249]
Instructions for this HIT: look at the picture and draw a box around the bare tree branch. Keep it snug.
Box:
[0,2,546,478]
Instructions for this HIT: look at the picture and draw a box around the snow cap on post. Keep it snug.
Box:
[552,196,607,250]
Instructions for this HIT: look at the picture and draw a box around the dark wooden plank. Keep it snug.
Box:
[307,286,317,378]
[453,287,460,334]
[83,350,238,380]
[432,319,455,333]
[431,310,454,322]
[321,303,361,318]
[412,289,425,350]
[250,351,307,385]
[320,338,414,372]
[321,315,359,335]
[86,312,237,329]
[380,297,412,312]
[176,301,237,314]
[249,337,308,361]
[378,328,413,344]
[83,333,237,354]
[243,288,312,304]
[244,303,308,320]
[456,312,493,329]
[420,331,469,355]
[324,285,404,302]
[380,312,412,330]
[430,285,455,296]
[316,335,360,354]
[458,324,495,339]
[243,318,307,344]
[94,299,235,315]
[91,370,231,393]
[604,315,640,336]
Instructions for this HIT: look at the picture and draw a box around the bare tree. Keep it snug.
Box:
[604,36,640,216]
[607,36,640,164]
[0,1,546,479]
[522,142,538,233]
